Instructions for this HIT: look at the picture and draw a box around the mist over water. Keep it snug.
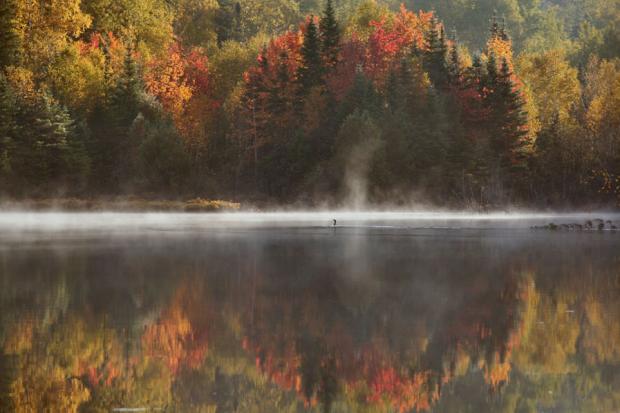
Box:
[1,210,619,234]
[0,211,619,412]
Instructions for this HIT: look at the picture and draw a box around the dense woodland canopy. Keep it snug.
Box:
[0,0,619,207]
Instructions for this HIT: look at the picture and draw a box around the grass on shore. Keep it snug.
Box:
[0,198,241,212]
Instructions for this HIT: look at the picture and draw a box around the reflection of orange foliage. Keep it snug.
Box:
[437,275,535,393]
[482,277,534,390]
[366,368,437,412]
[142,282,209,374]
[83,363,120,387]
[3,318,34,354]
[247,332,440,412]
[484,353,511,389]
[249,340,302,392]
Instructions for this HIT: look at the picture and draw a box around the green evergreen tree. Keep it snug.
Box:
[470,54,485,94]
[138,119,190,193]
[109,44,142,126]
[339,68,381,119]
[495,57,528,167]
[424,17,449,89]
[297,17,323,95]
[0,0,22,68]
[240,48,270,190]
[485,52,498,93]
[385,68,401,114]
[410,88,449,174]
[215,0,243,46]
[319,0,340,70]
[89,43,144,192]
[268,51,291,116]
[499,16,509,41]
[481,56,528,197]
[533,112,568,202]
[448,36,462,87]
[11,92,89,193]
[0,74,16,184]
[489,11,501,39]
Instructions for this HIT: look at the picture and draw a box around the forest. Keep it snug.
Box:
[0,0,619,208]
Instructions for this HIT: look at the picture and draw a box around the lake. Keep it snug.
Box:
[0,212,619,412]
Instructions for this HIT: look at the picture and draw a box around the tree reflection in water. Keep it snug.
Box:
[0,229,619,412]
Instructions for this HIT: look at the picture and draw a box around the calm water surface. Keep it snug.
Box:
[0,212,619,412]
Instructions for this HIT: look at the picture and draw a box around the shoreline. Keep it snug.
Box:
[0,198,242,213]
[0,198,618,214]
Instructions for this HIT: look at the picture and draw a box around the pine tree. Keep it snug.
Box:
[448,34,462,87]
[496,57,528,165]
[340,68,381,119]
[102,41,113,97]
[109,44,142,126]
[424,17,449,89]
[533,111,565,201]
[215,0,243,46]
[489,11,501,39]
[319,0,340,70]
[241,49,270,188]
[470,54,485,94]
[0,74,16,182]
[385,68,401,114]
[398,57,417,113]
[0,0,22,68]
[244,49,269,109]
[297,17,323,95]
[483,56,528,191]
[11,91,87,192]
[89,43,144,192]
[499,16,509,41]
[268,51,292,116]
[486,52,498,92]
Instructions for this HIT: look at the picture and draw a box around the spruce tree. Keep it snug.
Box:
[268,51,291,116]
[0,0,22,68]
[499,16,509,41]
[319,0,340,70]
[482,56,528,194]
[448,41,461,87]
[424,17,449,89]
[496,57,528,166]
[489,11,501,39]
[485,52,499,96]
[11,92,87,192]
[243,48,269,128]
[297,17,323,95]
[109,45,142,126]
[215,0,242,46]
[385,68,401,114]
[470,54,485,94]
[533,111,564,200]
[90,43,144,192]
[240,49,270,188]
[0,74,16,182]
[340,68,381,119]
[398,57,418,113]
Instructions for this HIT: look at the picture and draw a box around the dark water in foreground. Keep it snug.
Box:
[0,213,619,412]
